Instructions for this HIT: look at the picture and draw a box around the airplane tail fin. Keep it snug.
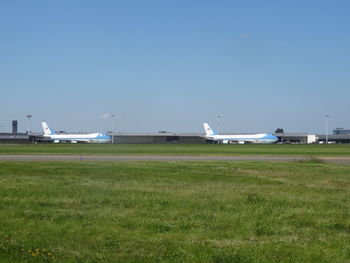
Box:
[41,122,55,135]
[203,123,217,136]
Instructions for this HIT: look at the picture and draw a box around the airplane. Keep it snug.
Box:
[203,123,278,144]
[41,122,112,143]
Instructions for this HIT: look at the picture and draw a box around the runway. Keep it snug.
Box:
[0,155,350,164]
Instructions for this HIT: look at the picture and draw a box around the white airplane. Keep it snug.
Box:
[203,123,278,144]
[41,122,112,143]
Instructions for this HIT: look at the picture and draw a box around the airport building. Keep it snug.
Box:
[0,133,29,143]
[274,133,317,144]
[333,128,350,135]
[108,133,350,144]
[111,133,205,144]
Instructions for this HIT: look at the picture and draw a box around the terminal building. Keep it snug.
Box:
[0,120,29,143]
[111,133,205,144]
[110,132,350,144]
[333,128,350,135]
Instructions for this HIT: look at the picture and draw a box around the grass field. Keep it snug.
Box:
[1,143,350,156]
[1,161,349,262]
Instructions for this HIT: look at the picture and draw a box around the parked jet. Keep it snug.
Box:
[41,122,112,143]
[203,123,278,144]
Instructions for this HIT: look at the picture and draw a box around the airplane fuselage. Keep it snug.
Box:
[205,133,278,144]
[45,133,112,143]
[203,123,278,144]
[41,122,111,143]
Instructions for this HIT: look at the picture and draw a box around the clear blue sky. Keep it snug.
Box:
[1,0,349,134]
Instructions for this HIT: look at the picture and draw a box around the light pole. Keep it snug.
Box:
[26,115,32,134]
[217,115,221,135]
[111,114,115,144]
[325,115,329,144]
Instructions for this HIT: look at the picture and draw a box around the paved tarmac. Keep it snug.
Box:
[0,155,350,164]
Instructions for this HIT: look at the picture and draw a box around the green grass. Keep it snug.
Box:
[0,161,349,262]
[1,143,350,156]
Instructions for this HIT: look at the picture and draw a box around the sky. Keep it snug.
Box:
[1,0,349,134]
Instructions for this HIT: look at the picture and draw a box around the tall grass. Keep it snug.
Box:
[0,161,349,262]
